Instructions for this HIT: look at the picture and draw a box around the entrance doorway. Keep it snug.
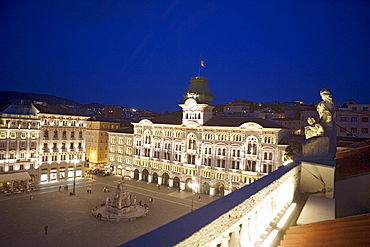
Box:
[162,173,169,186]
[133,169,139,180]
[142,169,149,182]
[173,177,180,188]
[152,173,158,184]
[215,182,225,197]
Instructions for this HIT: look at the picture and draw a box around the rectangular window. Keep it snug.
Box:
[361,128,368,134]
[350,128,357,133]
[363,107,368,111]
[9,165,13,171]
[350,117,357,122]
[340,117,346,122]
[20,164,24,170]
[362,117,368,122]
[187,154,195,164]
[339,127,346,133]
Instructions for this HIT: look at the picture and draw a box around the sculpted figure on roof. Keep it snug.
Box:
[286,88,336,161]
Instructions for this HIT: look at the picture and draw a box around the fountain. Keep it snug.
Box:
[92,180,148,222]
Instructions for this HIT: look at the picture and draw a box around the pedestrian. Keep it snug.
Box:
[198,195,201,202]
[58,186,61,191]
[30,193,33,200]
[87,187,89,193]
[44,225,48,235]
[89,187,92,193]
[149,197,153,204]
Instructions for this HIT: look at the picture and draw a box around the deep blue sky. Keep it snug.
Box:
[1,1,369,113]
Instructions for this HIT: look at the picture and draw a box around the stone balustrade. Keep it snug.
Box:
[122,162,300,247]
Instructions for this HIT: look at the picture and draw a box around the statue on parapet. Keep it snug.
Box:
[285,88,336,162]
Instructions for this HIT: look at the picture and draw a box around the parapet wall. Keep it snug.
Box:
[122,162,301,247]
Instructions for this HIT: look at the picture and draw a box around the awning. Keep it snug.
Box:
[0,172,31,183]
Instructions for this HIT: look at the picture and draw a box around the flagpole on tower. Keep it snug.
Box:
[199,55,205,78]
[198,55,201,78]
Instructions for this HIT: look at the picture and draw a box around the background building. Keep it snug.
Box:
[35,102,89,183]
[86,119,122,171]
[0,103,40,191]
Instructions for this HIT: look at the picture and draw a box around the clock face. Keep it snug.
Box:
[189,101,196,110]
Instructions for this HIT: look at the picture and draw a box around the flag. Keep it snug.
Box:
[200,60,206,67]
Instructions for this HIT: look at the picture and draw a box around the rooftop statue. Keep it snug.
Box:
[285,88,336,162]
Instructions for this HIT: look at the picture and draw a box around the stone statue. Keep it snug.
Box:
[111,181,131,208]
[304,117,324,139]
[285,88,336,161]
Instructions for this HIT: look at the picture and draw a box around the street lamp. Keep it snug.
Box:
[71,159,79,195]
[188,178,199,212]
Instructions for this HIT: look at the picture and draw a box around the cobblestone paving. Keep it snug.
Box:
[0,176,218,247]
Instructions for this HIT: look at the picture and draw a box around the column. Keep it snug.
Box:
[158,177,162,185]
[220,234,230,247]
[130,171,134,179]
[138,173,142,181]
[240,220,251,247]
[169,179,173,187]
[180,181,186,191]
[229,226,241,247]
[210,187,215,197]
[148,175,152,183]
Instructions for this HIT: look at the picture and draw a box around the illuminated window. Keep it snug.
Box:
[144,130,151,144]
[246,136,258,155]
[187,133,197,150]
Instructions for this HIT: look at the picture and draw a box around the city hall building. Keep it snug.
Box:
[108,76,290,196]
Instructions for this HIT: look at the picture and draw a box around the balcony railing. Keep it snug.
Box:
[123,162,300,247]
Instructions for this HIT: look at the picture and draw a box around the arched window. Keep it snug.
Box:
[144,130,151,144]
[187,133,197,150]
[246,136,258,155]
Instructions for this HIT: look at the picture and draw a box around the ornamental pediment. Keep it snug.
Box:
[183,121,200,129]
[240,122,263,130]
[138,119,153,125]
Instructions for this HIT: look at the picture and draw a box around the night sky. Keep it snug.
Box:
[1,1,369,113]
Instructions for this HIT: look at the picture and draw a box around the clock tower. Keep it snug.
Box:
[179,76,214,125]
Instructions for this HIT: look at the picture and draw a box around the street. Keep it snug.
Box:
[0,175,218,247]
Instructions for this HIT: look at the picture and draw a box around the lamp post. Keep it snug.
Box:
[188,178,199,212]
[71,159,79,195]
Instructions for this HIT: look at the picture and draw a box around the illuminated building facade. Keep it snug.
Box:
[86,119,121,170]
[0,104,41,189]
[35,103,89,183]
[108,76,290,196]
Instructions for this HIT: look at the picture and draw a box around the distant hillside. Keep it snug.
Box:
[0,91,82,108]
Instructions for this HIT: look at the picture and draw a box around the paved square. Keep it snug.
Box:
[0,176,217,247]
